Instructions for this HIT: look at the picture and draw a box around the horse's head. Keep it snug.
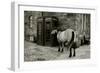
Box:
[51,29,57,35]
[51,27,62,35]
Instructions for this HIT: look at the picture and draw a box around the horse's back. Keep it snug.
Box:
[57,29,74,43]
[64,29,74,41]
[57,28,78,42]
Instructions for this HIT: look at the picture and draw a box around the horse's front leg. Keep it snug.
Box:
[61,43,64,53]
[58,42,61,52]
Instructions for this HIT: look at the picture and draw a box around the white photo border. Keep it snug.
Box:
[11,2,97,71]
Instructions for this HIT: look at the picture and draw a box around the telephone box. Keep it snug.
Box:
[37,16,59,46]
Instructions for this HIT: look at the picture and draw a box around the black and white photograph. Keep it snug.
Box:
[24,11,90,62]
[0,0,99,72]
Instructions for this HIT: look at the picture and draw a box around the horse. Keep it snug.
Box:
[51,28,79,57]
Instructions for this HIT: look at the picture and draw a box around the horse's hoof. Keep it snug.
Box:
[58,49,60,52]
[61,49,63,53]
[69,55,72,58]
[61,51,63,53]
[73,54,76,57]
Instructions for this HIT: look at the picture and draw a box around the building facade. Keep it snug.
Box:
[24,11,90,46]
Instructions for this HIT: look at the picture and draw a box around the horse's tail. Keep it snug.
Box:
[68,31,74,47]
[71,31,75,43]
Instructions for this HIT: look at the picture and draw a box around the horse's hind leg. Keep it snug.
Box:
[69,47,72,57]
[68,42,73,57]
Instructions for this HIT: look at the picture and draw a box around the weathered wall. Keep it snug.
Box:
[24,11,41,41]
[24,11,90,42]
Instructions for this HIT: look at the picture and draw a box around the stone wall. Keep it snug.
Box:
[24,11,90,42]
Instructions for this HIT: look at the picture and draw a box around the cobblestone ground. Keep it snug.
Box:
[24,41,90,62]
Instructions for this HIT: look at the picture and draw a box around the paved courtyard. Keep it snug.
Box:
[24,41,90,62]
